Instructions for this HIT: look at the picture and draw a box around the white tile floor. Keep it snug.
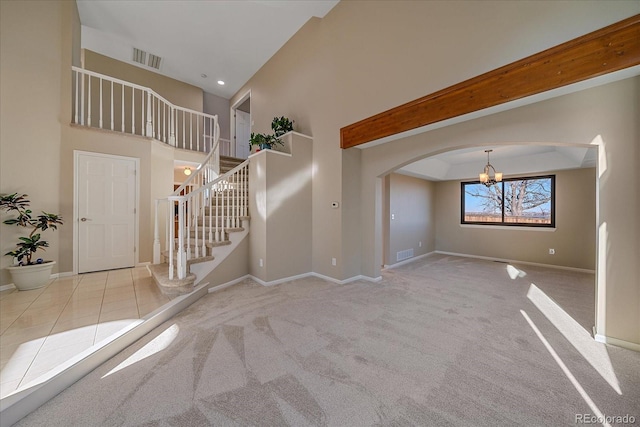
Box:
[0,266,170,398]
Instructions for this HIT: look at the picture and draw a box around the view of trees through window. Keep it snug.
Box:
[461,176,555,226]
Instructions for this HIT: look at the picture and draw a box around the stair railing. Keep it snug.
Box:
[72,66,218,153]
[154,153,249,280]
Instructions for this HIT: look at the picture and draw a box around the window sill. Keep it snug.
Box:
[460,224,556,232]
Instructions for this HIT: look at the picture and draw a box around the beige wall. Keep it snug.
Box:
[203,92,230,141]
[0,0,72,285]
[83,50,203,112]
[435,168,596,270]
[204,237,249,287]
[384,173,436,266]
[249,134,313,282]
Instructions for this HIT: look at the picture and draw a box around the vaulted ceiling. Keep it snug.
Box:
[77,0,339,99]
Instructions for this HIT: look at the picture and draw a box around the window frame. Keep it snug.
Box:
[460,175,556,228]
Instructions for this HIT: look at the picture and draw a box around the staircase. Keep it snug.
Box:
[70,66,252,296]
[151,155,249,296]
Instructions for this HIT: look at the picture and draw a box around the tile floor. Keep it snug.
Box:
[0,266,171,399]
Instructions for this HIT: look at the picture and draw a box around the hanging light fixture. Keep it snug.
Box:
[479,149,502,187]
[184,167,192,176]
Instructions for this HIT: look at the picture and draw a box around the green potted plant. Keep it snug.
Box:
[271,116,294,137]
[1,193,63,290]
[249,132,283,151]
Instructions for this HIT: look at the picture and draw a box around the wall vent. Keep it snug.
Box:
[396,248,414,262]
[147,53,162,69]
[132,48,146,65]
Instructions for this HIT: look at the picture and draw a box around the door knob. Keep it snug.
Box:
[80,217,91,222]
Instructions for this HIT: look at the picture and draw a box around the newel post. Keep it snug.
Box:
[153,199,161,264]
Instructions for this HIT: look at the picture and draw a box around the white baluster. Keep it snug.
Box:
[186,196,191,260]
[141,90,145,136]
[201,192,206,256]
[74,70,79,124]
[109,81,114,130]
[131,87,135,134]
[168,201,174,280]
[147,91,153,138]
[121,84,125,132]
[177,199,187,279]
[182,110,186,150]
[196,115,200,152]
[99,78,103,128]
[189,112,193,150]
[193,195,199,258]
[80,72,85,125]
[208,189,213,244]
[87,76,92,126]
[153,199,161,264]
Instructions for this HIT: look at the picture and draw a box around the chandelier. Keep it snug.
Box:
[479,149,502,187]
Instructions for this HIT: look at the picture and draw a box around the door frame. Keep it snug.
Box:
[230,89,251,158]
[73,150,140,274]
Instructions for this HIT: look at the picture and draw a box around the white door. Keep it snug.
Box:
[235,110,251,159]
[77,153,137,273]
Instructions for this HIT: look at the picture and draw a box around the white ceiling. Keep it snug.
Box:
[77,0,339,99]
[397,145,597,182]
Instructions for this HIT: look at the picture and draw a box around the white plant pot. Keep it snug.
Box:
[6,261,55,291]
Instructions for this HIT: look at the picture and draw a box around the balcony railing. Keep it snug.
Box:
[72,66,218,153]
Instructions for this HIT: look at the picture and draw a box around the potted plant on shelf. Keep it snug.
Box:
[1,193,63,290]
[271,116,294,137]
[249,132,283,151]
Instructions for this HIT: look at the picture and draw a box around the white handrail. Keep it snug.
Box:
[72,66,218,153]
[172,124,220,197]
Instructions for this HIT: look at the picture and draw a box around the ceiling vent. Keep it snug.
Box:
[147,53,162,70]
[132,48,146,65]
[132,48,162,70]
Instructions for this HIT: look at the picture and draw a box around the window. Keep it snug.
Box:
[461,175,555,227]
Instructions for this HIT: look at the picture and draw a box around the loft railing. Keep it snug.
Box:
[154,154,249,280]
[72,66,218,153]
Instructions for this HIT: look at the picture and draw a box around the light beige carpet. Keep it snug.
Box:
[16,254,640,426]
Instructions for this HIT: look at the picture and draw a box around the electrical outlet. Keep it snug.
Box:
[419,241,422,248]
[391,213,395,220]
[332,258,337,266]
[548,248,555,255]
[259,258,264,267]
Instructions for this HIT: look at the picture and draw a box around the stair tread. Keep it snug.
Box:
[148,263,196,296]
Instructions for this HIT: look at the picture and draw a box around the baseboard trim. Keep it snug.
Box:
[0,280,212,427]
[434,251,596,274]
[0,270,74,292]
[383,251,435,270]
[311,272,382,285]
[594,334,640,353]
[53,271,74,279]
[208,275,251,293]
[247,272,382,287]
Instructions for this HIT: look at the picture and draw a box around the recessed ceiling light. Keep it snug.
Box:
[217,80,225,85]
[201,73,207,78]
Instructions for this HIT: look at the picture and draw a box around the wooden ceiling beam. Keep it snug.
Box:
[340,14,640,149]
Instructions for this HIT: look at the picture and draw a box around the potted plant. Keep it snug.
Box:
[249,132,283,151]
[1,193,63,290]
[271,116,294,137]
